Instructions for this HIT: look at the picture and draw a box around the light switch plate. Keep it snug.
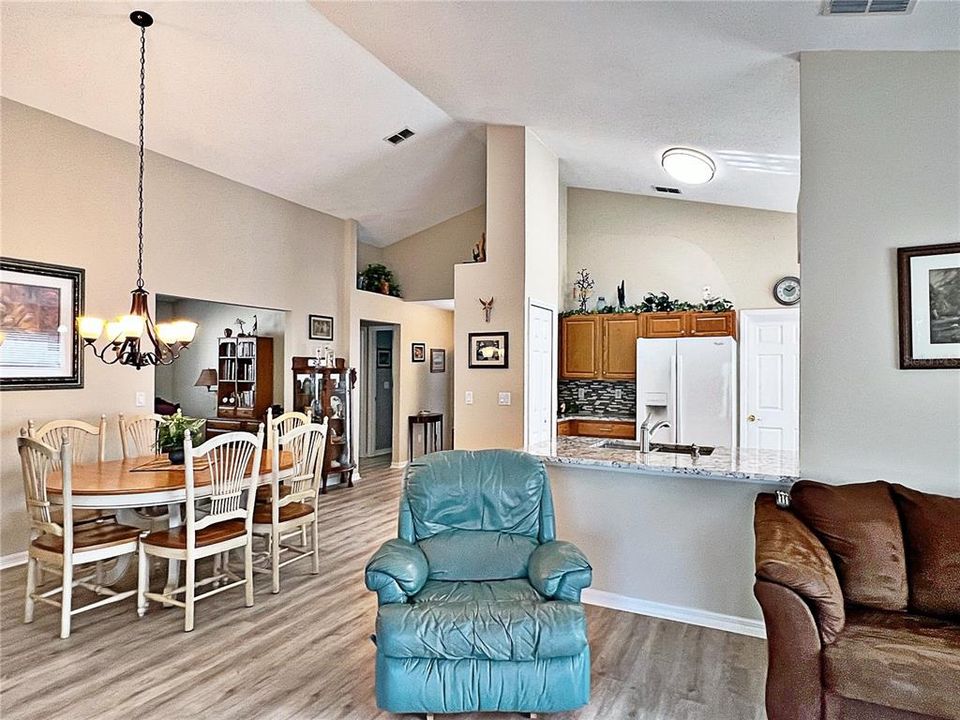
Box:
[465,391,474,405]
[135,391,146,407]
[498,392,511,406]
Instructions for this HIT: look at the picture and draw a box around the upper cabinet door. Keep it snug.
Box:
[640,312,688,338]
[560,316,600,379]
[601,315,640,380]
[688,311,737,339]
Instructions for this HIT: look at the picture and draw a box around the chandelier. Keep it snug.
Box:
[76,10,197,369]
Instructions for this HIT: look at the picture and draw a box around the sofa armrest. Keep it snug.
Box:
[364,539,429,605]
[754,493,845,643]
[528,541,592,602]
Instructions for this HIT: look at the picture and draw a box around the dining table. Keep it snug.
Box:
[47,449,293,601]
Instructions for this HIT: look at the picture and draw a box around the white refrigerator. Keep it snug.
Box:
[635,336,737,448]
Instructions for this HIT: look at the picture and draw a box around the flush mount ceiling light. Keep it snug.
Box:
[661,148,716,185]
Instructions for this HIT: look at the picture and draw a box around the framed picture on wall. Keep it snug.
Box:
[308,314,334,341]
[0,257,85,390]
[430,348,446,373]
[411,343,426,363]
[468,332,508,369]
[898,242,960,369]
[377,349,391,368]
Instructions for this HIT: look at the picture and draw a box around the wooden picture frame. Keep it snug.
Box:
[411,343,426,363]
[430,348,446,373]
[468,332,509,369]
[1,257,84,390]
[308,314,334,341]
[897,242,960,369]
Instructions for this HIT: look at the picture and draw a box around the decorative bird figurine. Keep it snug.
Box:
[479,297,494,323]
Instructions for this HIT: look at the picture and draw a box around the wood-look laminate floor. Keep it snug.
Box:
[0,458,768,720]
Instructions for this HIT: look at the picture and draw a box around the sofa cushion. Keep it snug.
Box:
[791,480,908,611]
[376,599,587,661]
[418,529,539,581]
[822,609,960,720]
[402,450,549,541]
[891,484,960,620]
[414,578,544,605]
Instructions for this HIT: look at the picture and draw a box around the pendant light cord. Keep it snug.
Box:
[136,24,146,289]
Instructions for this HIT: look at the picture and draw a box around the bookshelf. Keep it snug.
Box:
[217,336,274,420]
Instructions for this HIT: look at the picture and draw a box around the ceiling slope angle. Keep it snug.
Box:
[1,1,485,246]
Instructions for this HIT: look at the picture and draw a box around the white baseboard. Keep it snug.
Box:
[390,461,408,470]
[581,588,766,639]
[0,551,27,570]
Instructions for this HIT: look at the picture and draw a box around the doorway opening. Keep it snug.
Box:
[359,321,398,460]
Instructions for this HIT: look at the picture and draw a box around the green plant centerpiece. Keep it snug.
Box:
[357,263,403,298]
[156,410,206,465]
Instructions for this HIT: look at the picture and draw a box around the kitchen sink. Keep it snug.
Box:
[599,440,715,456]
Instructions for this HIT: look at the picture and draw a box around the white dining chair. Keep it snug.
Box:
[137,426,264,632]
[119,413,162,459]
[18,433,140,639]
[251,420,328,593]
[28,415,107,466]
[265,408,312,451]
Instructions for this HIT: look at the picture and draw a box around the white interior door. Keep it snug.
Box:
[526,302,555,448]
[739,308,800,452]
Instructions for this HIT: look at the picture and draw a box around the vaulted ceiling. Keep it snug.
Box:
[4,1,958,246]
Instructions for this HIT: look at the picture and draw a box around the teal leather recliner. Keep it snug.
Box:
[364,449,593,716]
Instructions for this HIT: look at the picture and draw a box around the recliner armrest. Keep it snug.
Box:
[365,539,429,605]
[528,541,592,602]
[754,493,845,643]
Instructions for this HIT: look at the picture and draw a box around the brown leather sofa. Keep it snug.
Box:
[754,480,959,720]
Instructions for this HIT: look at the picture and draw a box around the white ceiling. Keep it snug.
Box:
[319,0,959,215]
[3,3,958,247]
[1,1,485,247]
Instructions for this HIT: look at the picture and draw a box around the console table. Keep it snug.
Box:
[408,413,443,462]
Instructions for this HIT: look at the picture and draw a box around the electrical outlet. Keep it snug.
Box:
[498,392,511,406]
[465,391,474,405]
[578,388,587,401]
[614,388,623,400]
[135,391,146,407]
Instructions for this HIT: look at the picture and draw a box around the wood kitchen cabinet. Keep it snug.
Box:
[639,312,688,339]
[558,418,635,439]
[601,315,640,380]
[639,310,737,339]
[560,315,601,379]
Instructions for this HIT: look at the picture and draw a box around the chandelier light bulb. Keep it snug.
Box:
[77,316,104,341]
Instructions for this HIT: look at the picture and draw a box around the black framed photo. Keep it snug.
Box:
[411,342,426,363]
[1,257,84,390]
[377,349,392,368]
[308,314,334,341]
[897,242,959,369]
[430,348,446,373]
[468,332,508,369]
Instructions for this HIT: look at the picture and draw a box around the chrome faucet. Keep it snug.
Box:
[638,413,672,452]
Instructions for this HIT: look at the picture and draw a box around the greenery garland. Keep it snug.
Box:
[559,291,733,318]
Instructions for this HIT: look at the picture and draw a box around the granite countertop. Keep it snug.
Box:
[557,414,635,422]
[528,435,798,485]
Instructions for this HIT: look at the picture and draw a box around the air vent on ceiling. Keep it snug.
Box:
[821,0,915,15]
[653,185,682,195]
[384,127,415,145]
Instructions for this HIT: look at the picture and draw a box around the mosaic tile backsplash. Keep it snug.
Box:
[558,380,636,418]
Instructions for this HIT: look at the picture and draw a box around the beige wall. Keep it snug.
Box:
[0,100,347,556]
[155,298,286,419]
[349,290,454,467]
[565,188,799,311]
[799,51,960,497]
[454,128,527,449]
[359,205,484,302]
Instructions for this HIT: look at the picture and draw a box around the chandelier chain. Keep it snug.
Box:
[136,24,146,289]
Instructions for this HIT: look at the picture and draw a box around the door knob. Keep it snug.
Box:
[747,414,760,423]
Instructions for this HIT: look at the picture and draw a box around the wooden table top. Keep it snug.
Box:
[48,450,292,496]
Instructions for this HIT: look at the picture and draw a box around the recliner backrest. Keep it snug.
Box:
[397,450,556,581]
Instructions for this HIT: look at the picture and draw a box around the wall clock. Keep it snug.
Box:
[773,276,800,306]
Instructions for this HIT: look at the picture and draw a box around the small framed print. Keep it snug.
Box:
[411,343,426,363]
[430,348,446,373]
[308,314,334,341]
[897,242,960,369]
[377,349,392,368]
[1,257,84,390]
[468,332,508,369]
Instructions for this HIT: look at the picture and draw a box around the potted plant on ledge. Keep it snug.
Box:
[157,410,206,465]
[357,263,403,298]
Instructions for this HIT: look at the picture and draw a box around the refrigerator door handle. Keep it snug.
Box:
[673,353,681,443]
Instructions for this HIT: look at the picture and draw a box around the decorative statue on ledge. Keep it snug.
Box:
[617,280,626,310]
